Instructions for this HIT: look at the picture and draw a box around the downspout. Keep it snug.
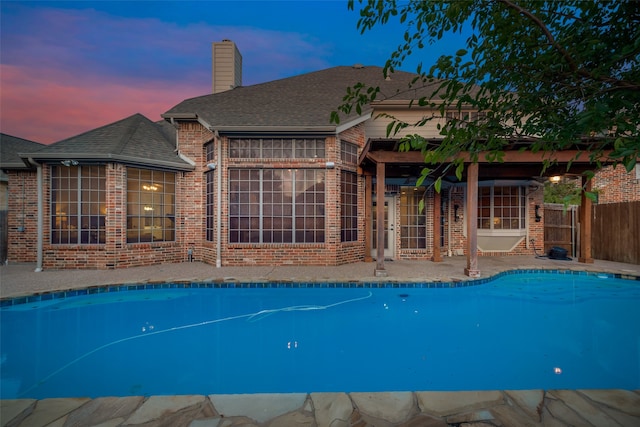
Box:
[171,117,179,151]
[32,159,43,272]
[215,130,222,268]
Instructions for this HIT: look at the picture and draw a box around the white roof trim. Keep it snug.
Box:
[335,113,372,134]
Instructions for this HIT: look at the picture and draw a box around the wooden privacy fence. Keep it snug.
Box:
[592,201,640,265]
[543,204,577,257]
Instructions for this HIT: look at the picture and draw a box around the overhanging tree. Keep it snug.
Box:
[334,0,640,193]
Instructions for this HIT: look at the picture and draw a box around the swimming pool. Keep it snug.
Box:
[1,271,639,399]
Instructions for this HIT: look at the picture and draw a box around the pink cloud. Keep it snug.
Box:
[0,64,206,144]
[0,5,336,144]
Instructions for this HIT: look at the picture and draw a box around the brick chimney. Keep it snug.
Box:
[212,39,242,94]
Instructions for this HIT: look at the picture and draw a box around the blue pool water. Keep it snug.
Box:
[1,272,639,399]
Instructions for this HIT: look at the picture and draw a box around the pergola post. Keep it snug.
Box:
[432,189,443,262]
[465,162,480,278]
[578,176,594,263]
[364,173,373,262]
[375,161,388,276]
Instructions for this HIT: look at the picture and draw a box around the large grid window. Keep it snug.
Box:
[445,110,487,125]
[478,186,526,230]
[126,168,176,243]
[206,142,215,241]
[229,138,325,159]
[400,187,427,249]
[229,169,325,243]
[51,165,106,244]
[341,141,359,165]
[341,171,358,242]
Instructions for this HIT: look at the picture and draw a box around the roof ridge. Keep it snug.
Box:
[113,113,147,155]
[0,133,46,146]
[48,113,144,146]
[175,65,387,105]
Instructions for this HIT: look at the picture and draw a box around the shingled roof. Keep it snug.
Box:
[0,133,45,169]
[19,114,194,171]
[163,65,445,133]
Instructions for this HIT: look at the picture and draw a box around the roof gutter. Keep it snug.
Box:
[163,113,346,136]
[19,153,195,172]
[161,112,199,121]
[211,127,338,139]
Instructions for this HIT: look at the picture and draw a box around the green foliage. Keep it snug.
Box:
[337,0,640,185]
[543,179,582,205]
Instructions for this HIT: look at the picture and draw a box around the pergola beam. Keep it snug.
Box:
[365,150,611,165]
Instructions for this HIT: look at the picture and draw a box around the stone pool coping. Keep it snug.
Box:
[2,389,640,426]
[2,268,639,307]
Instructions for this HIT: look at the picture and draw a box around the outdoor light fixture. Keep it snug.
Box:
[535,205,542,222]
[549,175,561,183]
[325,161,335,169]
[60,160,79,167]
[454,204,460,222]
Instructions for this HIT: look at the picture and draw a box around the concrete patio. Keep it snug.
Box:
[1,255,639,426]
[2,255,639,299]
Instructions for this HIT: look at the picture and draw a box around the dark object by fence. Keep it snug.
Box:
[548,246,570,260]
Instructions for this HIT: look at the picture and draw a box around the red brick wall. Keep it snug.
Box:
[7,170,38,262]
[174,122,371,267]
[593,164,640,204]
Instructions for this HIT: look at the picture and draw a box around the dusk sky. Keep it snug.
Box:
[1,1,466,144]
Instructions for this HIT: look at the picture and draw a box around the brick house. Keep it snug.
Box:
[3,41,617,276]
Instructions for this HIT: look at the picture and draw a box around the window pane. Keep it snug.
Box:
[126,167,176,243]
[477,186,525,231]
[341,171,358,242]
[50,165,105,244]
[400,187,426,248]
[228,138,325,159]
[341,141,359,164]
[229,168,325,243]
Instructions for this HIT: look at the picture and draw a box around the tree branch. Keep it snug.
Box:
[498,0,638,89]
[498,0,581,74]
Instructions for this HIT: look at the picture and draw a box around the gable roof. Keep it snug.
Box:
[19,114,194,171]
[0,133,46,169]
[163,65,446,134]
